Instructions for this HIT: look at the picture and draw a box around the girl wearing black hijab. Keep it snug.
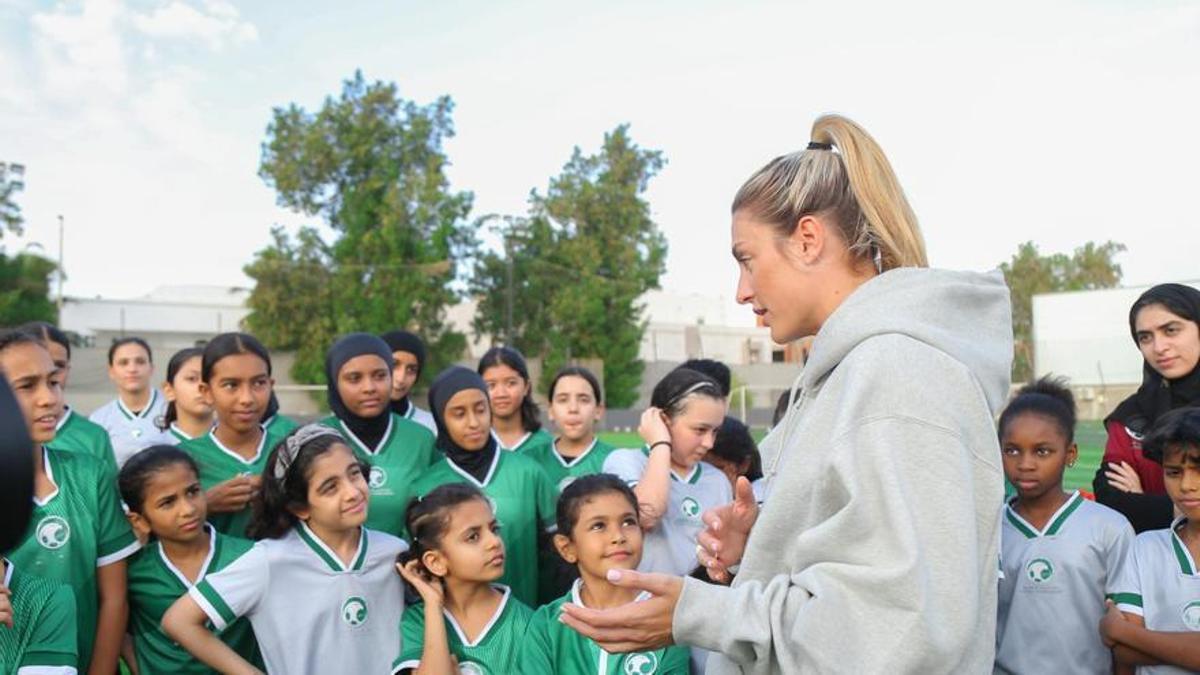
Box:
[411,366,558,607]
[381,330,437,435]
[1094,283,1200,532]
[322,333,437,537]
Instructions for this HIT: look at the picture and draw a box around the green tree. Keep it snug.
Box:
[1000,240,1126,382]
[1,162,27,237]
[0,252,57,325]
[473,125,667,407]
[247,71,476,385]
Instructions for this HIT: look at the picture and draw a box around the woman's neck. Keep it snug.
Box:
[119,388,152,413]
[1015,487,1071,531]
[813,262,878,332]
[556,433,594,459]
[443,577,500,617]
[175,410,214,439]
[213,423,262,459]
[306,521,361,567]
[578,573,638,609]
[31,444,54,499]
[493,415,525,439]
[670,458,696,480]
[161,530,212,582]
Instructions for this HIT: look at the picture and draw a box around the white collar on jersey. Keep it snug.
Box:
[442,584,512,647]
[492,428,531,452]
[55,405,73,431]
[337,414,395,456]
[2,557,13,587]
[117,389,161,420]
[447,447,501,488]
[207,424,269,466]
[32,447,60,507]
[552,438,598,468]
[158,524,218,587]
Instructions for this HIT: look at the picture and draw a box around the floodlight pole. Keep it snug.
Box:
[56,215,64,320]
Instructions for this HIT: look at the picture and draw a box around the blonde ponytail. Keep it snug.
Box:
[732,114,927,270]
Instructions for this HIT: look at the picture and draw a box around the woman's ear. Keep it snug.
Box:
[553,532,577,564]
[788,214,830,265]
[422,549,449,578]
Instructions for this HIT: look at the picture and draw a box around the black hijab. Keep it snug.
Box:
[428,365,497,483]
[381,330,426,417]
[326,333,395,451]
[1107,283,1200,433]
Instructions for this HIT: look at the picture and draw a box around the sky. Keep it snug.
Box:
[2,0,1198,329]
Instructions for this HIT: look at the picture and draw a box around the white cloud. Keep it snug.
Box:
[30,0,129,101]
[132,0,257,50]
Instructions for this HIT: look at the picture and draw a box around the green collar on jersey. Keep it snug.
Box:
[639,446,702,484]
[1172,518,1199,576]
[1005,490,1084,539]
[117,389,160,420]
[296,522,369,573]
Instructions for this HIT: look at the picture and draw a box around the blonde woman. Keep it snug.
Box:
[561,115,1013,673]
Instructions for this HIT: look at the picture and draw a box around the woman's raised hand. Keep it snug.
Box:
[696,476,759,583]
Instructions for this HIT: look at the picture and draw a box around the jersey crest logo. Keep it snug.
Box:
[1182,601,1200,630]
[341,596,368,627]
[558,476,577,493]
[681,497,701,519]
[1025,558,1054,584]
[458,662,487,675]
[624,651,659,674]
[35,515,71,550]
[368,466,388,489]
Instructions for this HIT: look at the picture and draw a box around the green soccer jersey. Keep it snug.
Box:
[392,585,533,674]
[495,428,554,454]
[321,413,436,537]
[523,580,691,674]
[126,526,263,674]
[48,406,118,476]
[264,414,299,438]
[8,448,141,669]
[181,426,281,538]
[523,437,616,494]
[412,451,557,607]
[0,558,78,673]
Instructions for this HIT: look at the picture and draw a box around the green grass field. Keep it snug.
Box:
[601,419,1107,492]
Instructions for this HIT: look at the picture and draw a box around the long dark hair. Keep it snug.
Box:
[478,346,541,432]
[119,445,201,514]
[397,483,490,575]
[248,427,361,540]
[201,332,272,383]
[708,416,764,482]
[159,347,204,431]
[18,322,70,360]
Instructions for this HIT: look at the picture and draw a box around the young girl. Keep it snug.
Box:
[0,553,79,672]
[411,366,558,607]
[180,333,280,538]
[89,336,174,466]
[2,330,140,673]
[526,366,615,494]
[163,424,407,674]
[523,474,691,673]
[382,330,437,435]
[602,367,731,575]
[478,347,552,453]
[994,378,1135,674]
[119,445,262,673]
[322,333,436,537]
[19,321,118,474]
[1102,407,1200,672]
[159,347,214,443]
[392,483,533,674]
[703,416,763,491]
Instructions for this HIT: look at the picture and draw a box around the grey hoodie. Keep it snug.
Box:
[673,268,1013,674]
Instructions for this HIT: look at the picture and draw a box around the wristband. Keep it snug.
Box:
[649,440,672,453]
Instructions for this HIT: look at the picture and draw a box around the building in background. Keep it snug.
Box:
[1033,280,1200,419]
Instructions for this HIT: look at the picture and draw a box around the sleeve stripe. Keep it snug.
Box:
[192,580,237,630]
[16,666,77,675]
[18,650,78,667]
[96,539,142,567]
[1107,592,1143,608]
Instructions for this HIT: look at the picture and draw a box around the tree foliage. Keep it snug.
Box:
[246,72,475,384]
[1,162,27,238]
[473,125,667,407]
[1000,240,1126,383]
[0,252,57,325]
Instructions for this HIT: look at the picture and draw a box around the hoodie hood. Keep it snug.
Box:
[802,267,1013,416]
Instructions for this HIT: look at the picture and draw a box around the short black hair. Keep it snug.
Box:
[556,473,639,537]
[998,376,1077,444]
[18,322,70,360]
[118,445,200,513]
[108,337,152,365]
[708,416,763,482]
[1144,408,1200,465]
[678,359,731,398]
[549,366,603,405]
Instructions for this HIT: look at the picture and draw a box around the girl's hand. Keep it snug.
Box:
[696,477,759,583]
[206,476,255,513]
[1100,599,1128,647]
[638,407,671,449]
[1105,462,1144,494]
[560,569,682,653]
[396,560,444,608]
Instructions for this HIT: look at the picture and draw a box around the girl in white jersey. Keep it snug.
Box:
[89,337,173,466]
[1104,408,1200,672]
[158,348,213,443]
[164,424,407,674]
[602,367,730,576]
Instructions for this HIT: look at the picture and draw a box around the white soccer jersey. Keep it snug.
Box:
[1112,517,1200,675]
[190,524,407,674]
[88,389,174,466]
[602,448,733,576]
[403,404,437,436]
[995,491,1135,675]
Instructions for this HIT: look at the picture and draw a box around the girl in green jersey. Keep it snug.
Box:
[160,348,213,443]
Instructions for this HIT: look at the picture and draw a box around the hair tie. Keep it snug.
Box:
[807,141,832,151]
[273,424,341,481]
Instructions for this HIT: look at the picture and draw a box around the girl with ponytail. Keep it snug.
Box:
[563,115,1014,673]
[159,347,213,443]
[478,347,553,454]
[163,424,407,674]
